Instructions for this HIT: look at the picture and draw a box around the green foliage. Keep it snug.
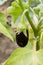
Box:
[29,0,41,7]
[0,0,43,65]
[0,12,15,42]
[7,1,22,23]
[33,4,43,18]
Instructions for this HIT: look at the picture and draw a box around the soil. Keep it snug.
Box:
[0,34,18,65]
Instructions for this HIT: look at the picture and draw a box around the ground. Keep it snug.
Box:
[0,34,18,64]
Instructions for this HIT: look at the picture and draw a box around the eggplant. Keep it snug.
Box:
[16,30,29,47]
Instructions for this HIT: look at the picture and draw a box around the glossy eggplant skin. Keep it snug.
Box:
[16,30,28,47]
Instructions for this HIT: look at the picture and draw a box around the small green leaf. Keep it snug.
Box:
[7,1,22,23]
[4,48,43,65]
[0,12,15,42]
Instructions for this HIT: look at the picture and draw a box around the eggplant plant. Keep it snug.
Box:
[0,0,43,65]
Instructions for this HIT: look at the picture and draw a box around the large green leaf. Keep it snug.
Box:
[4,48,43,65]
[0,12,15,42]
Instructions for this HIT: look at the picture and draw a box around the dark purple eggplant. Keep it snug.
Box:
[16,30,29,47]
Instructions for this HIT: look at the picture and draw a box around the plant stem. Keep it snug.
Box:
[19,0,40,50]
[19,0,38,37]
[36,40,40,51]
[36,18,43,50]
[36,33,40,51]
[25,11,38,37]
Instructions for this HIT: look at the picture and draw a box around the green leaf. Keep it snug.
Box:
[0,12,15,42]
[30,0,41,7]
[7,1,22,23]
[33,4,43,16]
[4,48,43,65]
